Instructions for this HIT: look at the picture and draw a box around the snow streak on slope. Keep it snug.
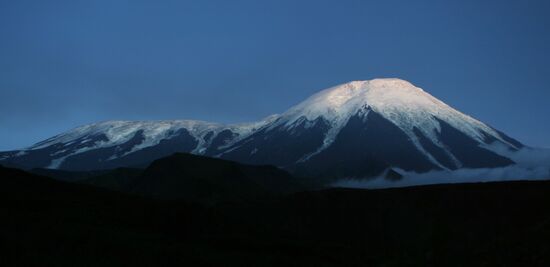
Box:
[30,120,216,151]
[272,79,519,167]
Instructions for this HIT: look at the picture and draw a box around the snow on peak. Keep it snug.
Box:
[283,78,433,129]
[369,78,418,89]
[278,78,433,127]
[279,78,519,165]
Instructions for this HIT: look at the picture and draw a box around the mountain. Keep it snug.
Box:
[219,79,523,179]
[0,78,523,179]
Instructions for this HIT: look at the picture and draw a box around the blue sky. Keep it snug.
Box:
[1,0,549,150]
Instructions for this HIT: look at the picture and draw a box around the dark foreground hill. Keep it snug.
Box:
[31,153,304,203]
[1,165,550,266]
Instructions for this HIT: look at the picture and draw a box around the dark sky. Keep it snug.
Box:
[1,0,549,150]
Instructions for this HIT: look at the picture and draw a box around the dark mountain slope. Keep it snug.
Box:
[218,117,331,167]
[291,112,438,179]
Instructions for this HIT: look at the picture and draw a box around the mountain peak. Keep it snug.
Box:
[369,77,417,88]
[345,78,417,90]
[275,79,519,164]
[336,78,426,102]
[281,78,431,125]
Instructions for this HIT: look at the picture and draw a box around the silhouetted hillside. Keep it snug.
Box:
[30,167,112,182]
[1,165,549,266]
[128,153,303,202]
[36,153,304,204]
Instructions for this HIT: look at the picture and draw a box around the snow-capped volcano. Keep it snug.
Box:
[264,79,520,168]
[279,79,508,145]
[0,79,523,178]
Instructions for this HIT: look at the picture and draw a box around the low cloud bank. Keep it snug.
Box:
[332,146,550,189]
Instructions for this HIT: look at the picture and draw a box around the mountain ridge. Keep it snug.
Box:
[0,78,523,179]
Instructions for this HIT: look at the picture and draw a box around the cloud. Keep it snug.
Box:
[332,146,550,189]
